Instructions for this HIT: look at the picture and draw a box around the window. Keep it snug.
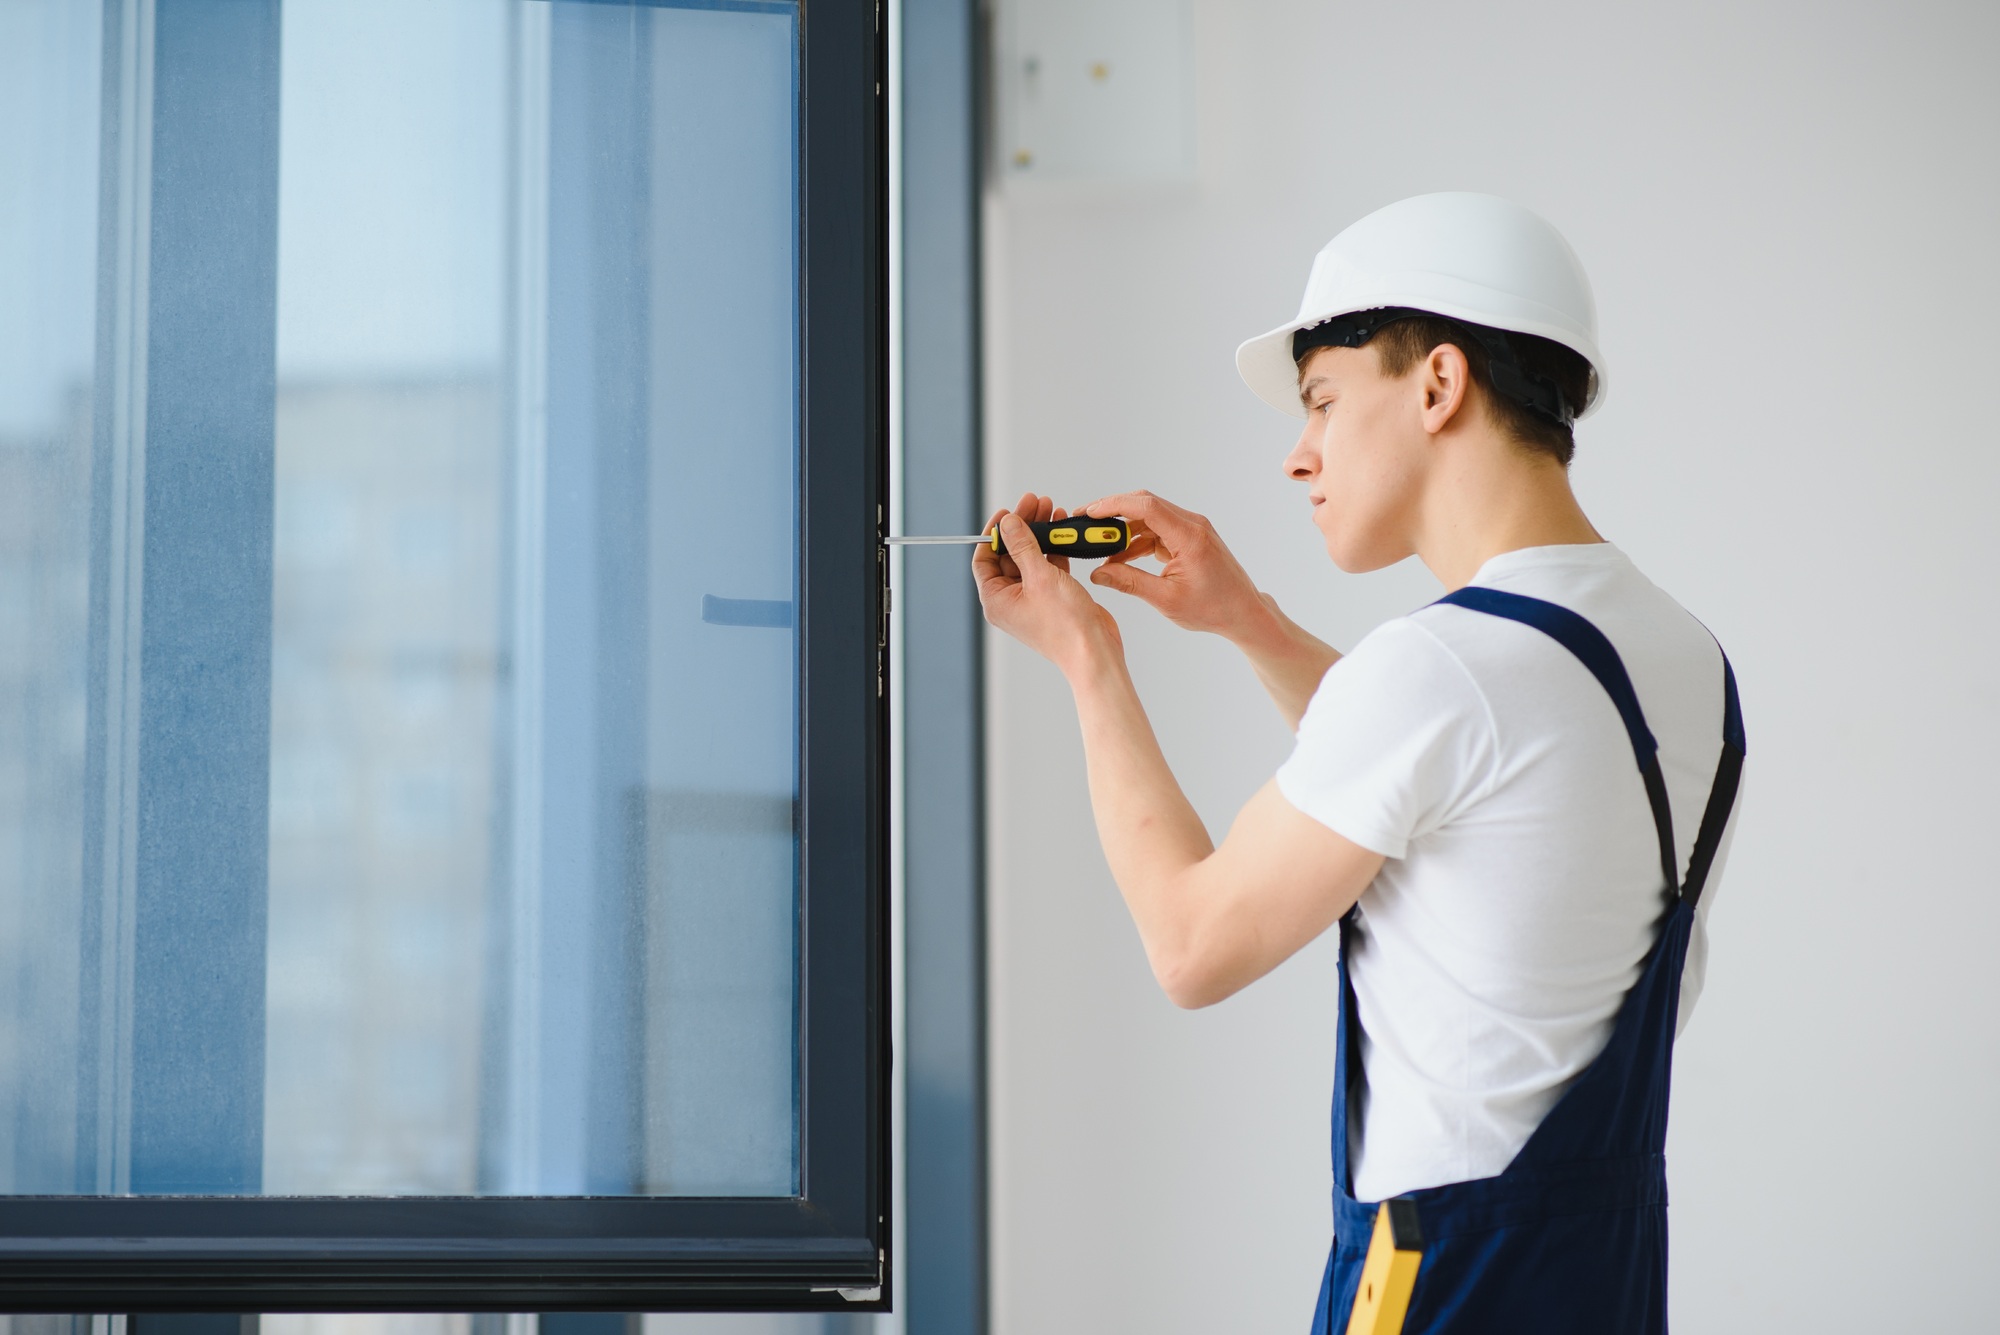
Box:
[0,0,885,1309]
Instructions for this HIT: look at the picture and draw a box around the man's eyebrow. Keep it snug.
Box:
[1297,374,1332,402]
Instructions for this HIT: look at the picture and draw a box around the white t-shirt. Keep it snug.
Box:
[1274,543,1740,1203]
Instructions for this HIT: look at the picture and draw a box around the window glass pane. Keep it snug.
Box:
[635,0,801,1199]
[0,0,802,1201]
[265,0,514,1200]
[0,0,99,1195]
[266,0,802,1197]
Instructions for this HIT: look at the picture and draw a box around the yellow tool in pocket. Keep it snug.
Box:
[1346,1198,1424,1335]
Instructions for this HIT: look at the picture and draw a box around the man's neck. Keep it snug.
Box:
[1415,434,1602,590]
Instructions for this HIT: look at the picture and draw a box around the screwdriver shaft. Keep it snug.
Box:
[883,515,1129,558]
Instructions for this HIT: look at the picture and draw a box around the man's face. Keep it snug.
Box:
[1282,345,1429,572]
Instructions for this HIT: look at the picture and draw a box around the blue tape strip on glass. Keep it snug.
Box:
[702,594,794,629]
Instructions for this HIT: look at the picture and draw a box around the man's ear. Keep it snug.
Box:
[1420,343,1472,435]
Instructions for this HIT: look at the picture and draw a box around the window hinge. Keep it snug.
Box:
[811,1286,883,1302]
[877,546,890,696]
[813,1248,886,1302]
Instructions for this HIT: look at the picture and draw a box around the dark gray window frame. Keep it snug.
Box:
[0,0,888,1313]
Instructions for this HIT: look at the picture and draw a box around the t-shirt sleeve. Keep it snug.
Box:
[1273,616,1498,859]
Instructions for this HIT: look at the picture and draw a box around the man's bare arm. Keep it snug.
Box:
[1073,647,1380,1006]
[1231,593,1345,732]
[977,502,1382,1007]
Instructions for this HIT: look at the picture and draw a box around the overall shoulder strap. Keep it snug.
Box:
[1436,586,1744,906]
[1680,658,1744,909]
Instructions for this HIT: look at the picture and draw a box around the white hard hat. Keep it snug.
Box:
[1235,192,1607,422]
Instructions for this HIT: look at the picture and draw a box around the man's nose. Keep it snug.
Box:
[1283,428,1318,481]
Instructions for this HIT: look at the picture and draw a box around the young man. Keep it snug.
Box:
[974,193,1743,1332]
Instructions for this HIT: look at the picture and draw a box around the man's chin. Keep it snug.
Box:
[1325,536,1401,576]
[1325,543,1369,575]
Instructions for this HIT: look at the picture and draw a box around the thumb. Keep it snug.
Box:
[997,512,1051,580]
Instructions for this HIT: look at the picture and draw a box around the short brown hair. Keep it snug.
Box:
[1302,317,1592,466]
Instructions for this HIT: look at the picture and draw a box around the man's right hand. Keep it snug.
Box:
[1079,490,1342,729]
[1079,490,1270,641]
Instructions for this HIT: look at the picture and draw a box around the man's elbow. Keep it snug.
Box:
[1153,948,1237,1010]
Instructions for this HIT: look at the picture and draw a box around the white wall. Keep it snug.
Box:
[982,1,2000,1330]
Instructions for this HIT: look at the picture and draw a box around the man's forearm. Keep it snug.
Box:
[1229,594,1341,729]
[1065,649,1214,972]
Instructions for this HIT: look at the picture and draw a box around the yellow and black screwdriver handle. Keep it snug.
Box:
[992,514,1130,559]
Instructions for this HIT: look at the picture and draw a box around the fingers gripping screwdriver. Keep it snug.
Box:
[884,515,1130,559]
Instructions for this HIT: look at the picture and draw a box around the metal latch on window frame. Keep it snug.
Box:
[876,511,890,697]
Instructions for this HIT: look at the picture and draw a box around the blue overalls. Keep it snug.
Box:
[1311,587,1745,1334]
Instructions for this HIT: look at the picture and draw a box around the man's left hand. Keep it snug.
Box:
[973,491,1124,678]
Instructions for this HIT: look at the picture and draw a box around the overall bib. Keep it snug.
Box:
[1311,587,1745,1334]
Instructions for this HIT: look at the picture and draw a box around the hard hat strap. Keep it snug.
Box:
[1291,307,1575,427]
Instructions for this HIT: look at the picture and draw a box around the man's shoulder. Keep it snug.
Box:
[1399,556,1727,745]
[1336,612,1486,694]
[1304,613,1493,736]
[1414,551,1715,672]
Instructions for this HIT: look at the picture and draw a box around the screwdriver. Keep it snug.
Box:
[884,515,1130,559]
